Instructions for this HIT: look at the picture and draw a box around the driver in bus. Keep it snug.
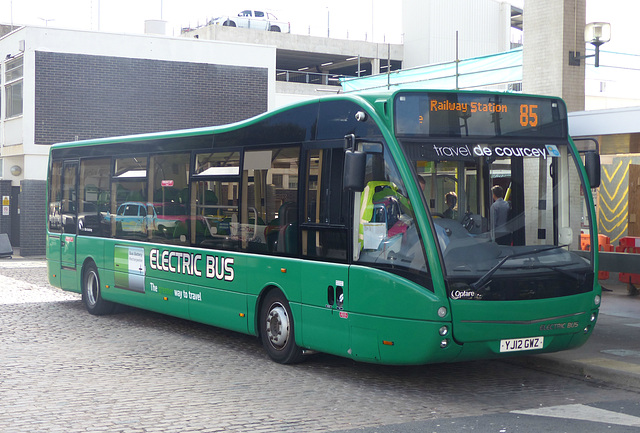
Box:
[443,191,457,219]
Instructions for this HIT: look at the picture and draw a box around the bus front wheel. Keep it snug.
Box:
[260,289,303,364]
[82,262,115,316]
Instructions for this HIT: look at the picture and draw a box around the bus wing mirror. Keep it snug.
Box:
[343,150,366,192]
[584,151,601,189]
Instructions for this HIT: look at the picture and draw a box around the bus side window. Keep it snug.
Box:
[78,158,111,238]
[244,146,300,255]
[112,156,148,240]
[48,161,63,233]
[192,151,242,250]
[148,153,190,245]
[301,147,348,261]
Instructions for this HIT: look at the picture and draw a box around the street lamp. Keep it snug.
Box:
[38,17,55,27]
[569,22,611,67]
[326,7,330,38]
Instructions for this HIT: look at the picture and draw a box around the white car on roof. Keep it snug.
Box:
[211,10,290,32]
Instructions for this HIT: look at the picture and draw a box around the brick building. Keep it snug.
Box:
[0,26,275,254]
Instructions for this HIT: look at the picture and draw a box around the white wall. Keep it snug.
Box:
[402,0,511,68]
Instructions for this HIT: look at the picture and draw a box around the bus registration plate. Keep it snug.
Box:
[499,336,544,353]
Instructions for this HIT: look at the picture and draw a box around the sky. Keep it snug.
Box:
[0,0,404,43]
[0,0,636,52]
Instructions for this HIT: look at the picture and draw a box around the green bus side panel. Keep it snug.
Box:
[189,287,248,334]
[348,266,445,321]
[244,255,302,300]
[244,255,303,337]
[300,304,351,358]
[108,276,191,321]
[60,233,78,292]
[347,313,462,365]
[93,240,250,332]
[76,236,107,272]
[60,268,79,293]
[298,260,350,357]
[46,234,61,288]
[247,294,259,335]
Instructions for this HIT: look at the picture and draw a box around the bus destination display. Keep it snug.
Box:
[394,92,567,139]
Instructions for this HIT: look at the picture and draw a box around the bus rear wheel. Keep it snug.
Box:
[260,289,303,364]
[82,262,115,316]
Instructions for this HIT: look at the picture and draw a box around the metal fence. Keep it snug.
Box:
[276,70,347,87]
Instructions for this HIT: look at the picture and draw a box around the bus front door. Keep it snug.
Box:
[299,259,350,357]
[299,144,351,356]
[60,161,78,289]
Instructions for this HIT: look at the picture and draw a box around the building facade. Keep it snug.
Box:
[0,26,276,254]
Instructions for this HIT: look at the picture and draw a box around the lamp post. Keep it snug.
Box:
[569,22,611,67]
[326,7,330,38]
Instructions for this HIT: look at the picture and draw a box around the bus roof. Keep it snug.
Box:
[50,88,566,150]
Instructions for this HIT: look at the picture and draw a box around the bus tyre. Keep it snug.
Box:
[260,289,303,364]
[82,262,115,316]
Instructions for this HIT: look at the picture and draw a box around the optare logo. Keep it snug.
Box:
[450,289,478,300]
[545,145,561,157]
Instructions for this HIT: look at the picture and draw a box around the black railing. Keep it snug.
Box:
[276,70,349,86]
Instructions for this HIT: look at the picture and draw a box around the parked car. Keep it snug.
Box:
[211,10,290,33]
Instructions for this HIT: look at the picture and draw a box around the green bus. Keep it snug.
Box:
[47,89,602,365]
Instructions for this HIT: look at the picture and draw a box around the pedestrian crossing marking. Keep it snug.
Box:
[512,404,640,427]
[579,357,640,374]
[601,349,640,357]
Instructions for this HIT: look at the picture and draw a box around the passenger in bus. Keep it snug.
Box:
[490,185,511,245]
[443,191,457,219]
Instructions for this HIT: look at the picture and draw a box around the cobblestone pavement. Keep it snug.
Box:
[1,260,637,432]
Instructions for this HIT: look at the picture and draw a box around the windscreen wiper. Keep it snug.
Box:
[469,244,569,291]
[536,263,586,282]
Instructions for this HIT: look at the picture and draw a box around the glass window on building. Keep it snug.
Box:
[5,57,23,118]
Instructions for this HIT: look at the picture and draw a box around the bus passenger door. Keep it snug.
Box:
[60,161,78,288]
[299,144,351,356]
[299,259,350,356]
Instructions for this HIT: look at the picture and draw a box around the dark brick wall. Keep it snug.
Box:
[34,51,268,145]
[20,180,46,256]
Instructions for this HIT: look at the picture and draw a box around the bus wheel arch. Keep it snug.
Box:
[81,259,115,316]
[258,286,304,364]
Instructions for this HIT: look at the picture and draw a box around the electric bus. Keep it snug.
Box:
[47,89,602,365]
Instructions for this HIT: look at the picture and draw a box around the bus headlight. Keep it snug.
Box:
[440,339,449,348]
[590,313,597,322]
[439,326,449,336]
[594,295,601,306]
[437,307,448,318]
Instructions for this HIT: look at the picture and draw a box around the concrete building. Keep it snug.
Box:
[0,26,275,254]
[402,0,514,68]
[181,25,403,107]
